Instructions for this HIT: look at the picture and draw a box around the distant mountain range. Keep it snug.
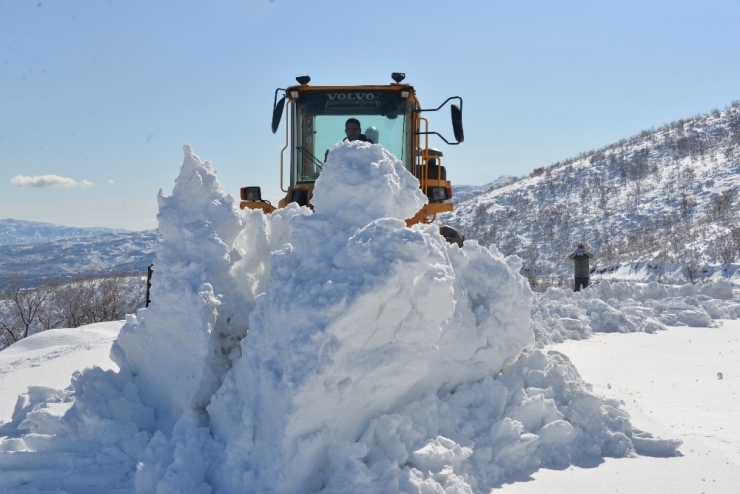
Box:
[0,222,160,288]
[450,176,515,204]
[0,219,131,245]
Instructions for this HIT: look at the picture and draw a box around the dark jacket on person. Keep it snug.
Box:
[568,251,593,277]
[343,135,374,144]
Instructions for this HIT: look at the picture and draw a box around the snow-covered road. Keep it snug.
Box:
[500,320,740,493]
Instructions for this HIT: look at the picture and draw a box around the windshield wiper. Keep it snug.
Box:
[296,146,324,170]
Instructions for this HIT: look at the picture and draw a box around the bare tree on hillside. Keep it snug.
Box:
[522,243,541,291]
[51,275,144,328]
[0,279,55,346]
[709,189,736,221]
[716,239,737,269]
[680,193,697,220]
[649,253,668,283]
[90,276,130,322]
[51,280,92,328]
[709,227,740,268]
[681,250,705,284]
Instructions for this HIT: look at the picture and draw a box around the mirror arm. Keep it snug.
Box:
[416,96,463,114]
[414,131,462,146]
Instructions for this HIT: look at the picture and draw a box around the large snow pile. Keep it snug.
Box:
[0,144,680,493]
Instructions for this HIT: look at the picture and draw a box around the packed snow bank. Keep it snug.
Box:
[0,143,680,493]
[113,146,249,434]
[206,143,534,493]
[0,322,122,421]
[533,280,740,346]
[590,259,740,286]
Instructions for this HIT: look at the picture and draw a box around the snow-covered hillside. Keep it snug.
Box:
[443,101,740,283]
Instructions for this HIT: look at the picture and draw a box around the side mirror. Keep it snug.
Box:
[451,104,464,143]
[415,96,464,145]
[271,96,286,134]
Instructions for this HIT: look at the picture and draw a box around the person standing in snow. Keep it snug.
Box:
[568,243,593,292]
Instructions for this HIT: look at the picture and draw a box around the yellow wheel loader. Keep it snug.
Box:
[239,73,465,246]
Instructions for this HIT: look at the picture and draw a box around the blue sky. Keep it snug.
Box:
[1,0,739,231]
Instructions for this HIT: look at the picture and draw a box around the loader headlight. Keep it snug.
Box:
[241,186,262,202]
[428,186,449,202]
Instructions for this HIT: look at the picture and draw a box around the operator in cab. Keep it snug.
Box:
[343,118,374,143]
[326,118,375,161]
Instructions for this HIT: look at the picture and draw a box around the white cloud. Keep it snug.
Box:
[10,175,95,188]
[107,180,115,186]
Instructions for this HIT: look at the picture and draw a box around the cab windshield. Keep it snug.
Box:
[293,90,411,183]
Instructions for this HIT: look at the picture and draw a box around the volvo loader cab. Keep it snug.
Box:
[240,72,465,246]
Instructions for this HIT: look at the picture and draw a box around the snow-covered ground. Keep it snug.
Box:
[2,320,738,493]
[0,322,122,421]
[0,143,738,493]
[501,323,740,493]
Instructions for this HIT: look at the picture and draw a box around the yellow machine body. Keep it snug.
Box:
[240,74,463,231]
